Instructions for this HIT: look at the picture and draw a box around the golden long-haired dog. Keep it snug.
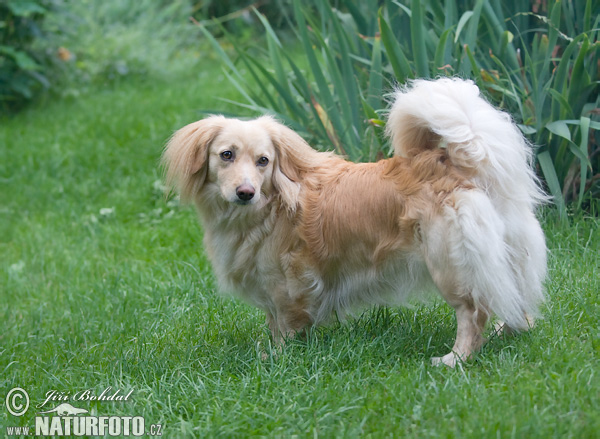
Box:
[162,78,547,367]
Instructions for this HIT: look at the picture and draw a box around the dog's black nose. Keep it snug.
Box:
[236,184,255,201]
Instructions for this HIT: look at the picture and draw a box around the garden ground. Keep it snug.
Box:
[1,67,599,437]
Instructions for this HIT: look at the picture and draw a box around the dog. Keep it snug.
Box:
[162,78,547,367]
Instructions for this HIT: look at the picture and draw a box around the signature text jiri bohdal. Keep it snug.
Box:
[37,387,134,409]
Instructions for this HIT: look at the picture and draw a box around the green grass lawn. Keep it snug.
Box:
[1,70,599,438]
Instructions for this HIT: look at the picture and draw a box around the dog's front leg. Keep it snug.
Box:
[261,292,312,360]
[265,311,288,344]
[266,287,313,344]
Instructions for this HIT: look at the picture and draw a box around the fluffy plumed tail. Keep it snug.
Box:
[387,78,548,330]
[386,78,547,209]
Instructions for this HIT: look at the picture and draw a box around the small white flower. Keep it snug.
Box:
[99,207,115,217]
[9,261,25,274]
[153,180,167,192]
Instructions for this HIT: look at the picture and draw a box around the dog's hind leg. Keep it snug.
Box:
[423,191,529,367]
[423,227,490,367]
[430,301,488,367]
[494,313,535,337]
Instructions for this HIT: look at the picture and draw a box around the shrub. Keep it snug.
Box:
[0,0,56,113]
[1,0,204,110]
[199,0,599,215]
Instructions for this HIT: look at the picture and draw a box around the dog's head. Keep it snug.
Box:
[162,116,316,212]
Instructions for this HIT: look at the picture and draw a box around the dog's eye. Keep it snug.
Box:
[220,150,234,161]
[257,157,269,167]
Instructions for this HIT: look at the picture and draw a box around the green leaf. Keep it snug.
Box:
[196,23,242,83]
[326,5,362,132]
[282,52,331,142]
[576,116,591,206]
[548,88,573,119]
[538,1,561,93]
[410,0,429,77]
[294,0,347,155]
[368,36,383,109]
[568,35,591,106]
[537,151,566,219]
[6,0,46,17]
[434,28,453,71]
[583,0,592,33]
[489,53,524,120]
[392,1,412,17]
[464,45,480,82]
[301,9,361,155]
[499,30,514,59]
[464,0,484,48]
[545,121,572,142]
[553,33,586,93]
[566,140,592,169]
[361,98,386,160]
[455,11,473,44]
[443,0,458,30]
[518,124,537,135]
[558,119,600,130]
[252,7,282,47]
[243,55,310,127]
[0,46,39,70]
[379,9,412,83]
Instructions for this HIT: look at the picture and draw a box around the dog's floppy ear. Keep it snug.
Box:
[257,116,320,212]
[161,115,225,202]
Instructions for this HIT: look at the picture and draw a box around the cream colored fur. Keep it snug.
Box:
[162,78,547,367]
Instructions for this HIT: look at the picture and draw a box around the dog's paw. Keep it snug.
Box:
[257,341,282,361]
[494,314,535,338]
[493,321,512,337]
[431,352,459,368]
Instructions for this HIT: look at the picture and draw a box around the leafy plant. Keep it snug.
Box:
[0,0,54,113]
[462,1,600,214]
[198,0,599,215]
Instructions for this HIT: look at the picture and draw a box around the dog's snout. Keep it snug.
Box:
[236,184,255,202]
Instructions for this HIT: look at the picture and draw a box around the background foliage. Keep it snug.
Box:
[200,0,599,215]
[2,0,598,212]
[1,0,201,112]
[0,0,56,112]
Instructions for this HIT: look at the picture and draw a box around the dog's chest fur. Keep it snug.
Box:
[198,162,441,322]
[200,203,293,310]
